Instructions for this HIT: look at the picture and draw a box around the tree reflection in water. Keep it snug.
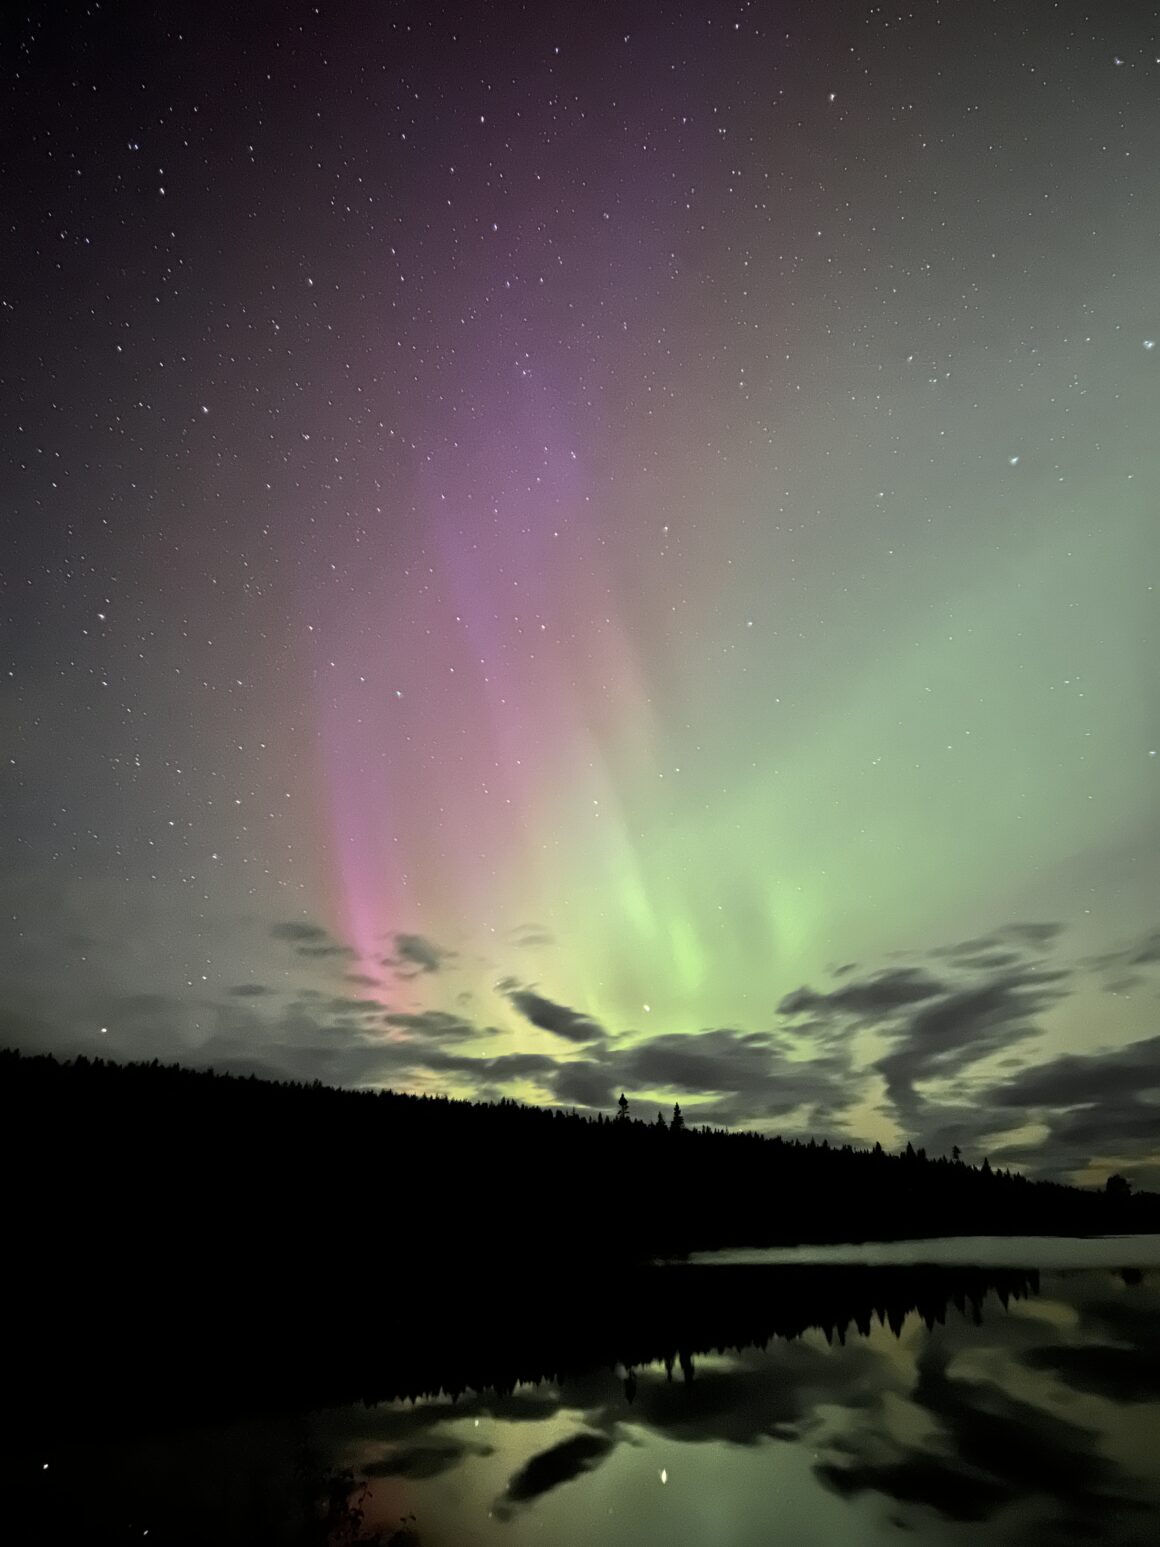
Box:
[6,1263,1159,1547]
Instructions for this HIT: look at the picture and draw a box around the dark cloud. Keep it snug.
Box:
[314,1267,1156,1547]
[1086,926,1160,990]
[818,1450,1011,1522]
[76,987,554,1099]
[985,1033,1160,1112]
[552,1060,616,1109]
[895,1106,1018,1169]
[321,995,383,1017]
[271,919,356,960]
[932,923,1064,959]
[9,892,1147,1181]
[818,1336,1139,1533]
[764,909,1160,1163]
[684,1089,859,1134]
[930,935,1009,960]
[547,1025,859,1127]
[1037,1101,1160,1157]
[998,922,1066,949]
[189,1037,405,1089]
[1022,1343,1160,1404]
[462,1050,562,1084]
[384,1010,490,1044]
[777,928,1074,1144]
[388,932,454,976]
[876,967,1068,1125]
[502,984,607,1044]
[494,1432,614,1516]
[950,951,1022,972]
[622,1028,807,1096]
[974,1033,1160,1176]
[1075,1286,1160,1352]
[580,1336,888,1451]
[375,1043,561,1090]
[777,968,946,1021]
[270,921,329,945]
[1125,928,1160,965]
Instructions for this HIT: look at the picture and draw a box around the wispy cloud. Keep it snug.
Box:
[386,932,455,977]
[500,983,607,1045]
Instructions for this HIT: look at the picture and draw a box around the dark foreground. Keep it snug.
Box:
[10,1260,1042,1438]
[5,1253,1160,1547]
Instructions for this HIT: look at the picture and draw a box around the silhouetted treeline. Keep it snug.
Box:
[4,1048,1155,1267]
[5,1243,1041,1444]
[6,1050,1156,1442]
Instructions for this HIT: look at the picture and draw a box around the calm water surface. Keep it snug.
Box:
[12,1237,1160,1547]
[684,1232,1160,1269]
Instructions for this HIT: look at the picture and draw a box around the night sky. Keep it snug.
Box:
[2,1,1158,1186]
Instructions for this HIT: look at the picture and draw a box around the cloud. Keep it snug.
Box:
[384,1010,490,1044]
[1124,928,1160,965]
[12,886,1148,1182]
[1085,926,1160,990]
[998,922,1066,950]
[270,919,355,959]
[775,926,1075,1145]
[552,1060,617,1109]
[777,968,946,1021]
[970,1032,1160,1177]
[453,1050,562,1084]
[1022,1343,1160,1404]
[929,923,1066,961]
[388,932,454,976]
[270,921,329,945]
[545,1025,859,1128]
[946,951,1022,972]
[321,995,383,1017]
[494,1432,614,1517]
[817,1335,1140,1535]
[876,966,1069,1125]
[501,984,607,1045]
[622,1028,801,1096]
[984,1033,1160,1112]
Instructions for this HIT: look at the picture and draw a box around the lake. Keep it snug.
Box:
[8,1237,1160,1546]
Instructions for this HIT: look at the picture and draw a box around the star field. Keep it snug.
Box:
[2,0,1158,1184]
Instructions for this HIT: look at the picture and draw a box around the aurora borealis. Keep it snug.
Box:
[2,1,1158,1184]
